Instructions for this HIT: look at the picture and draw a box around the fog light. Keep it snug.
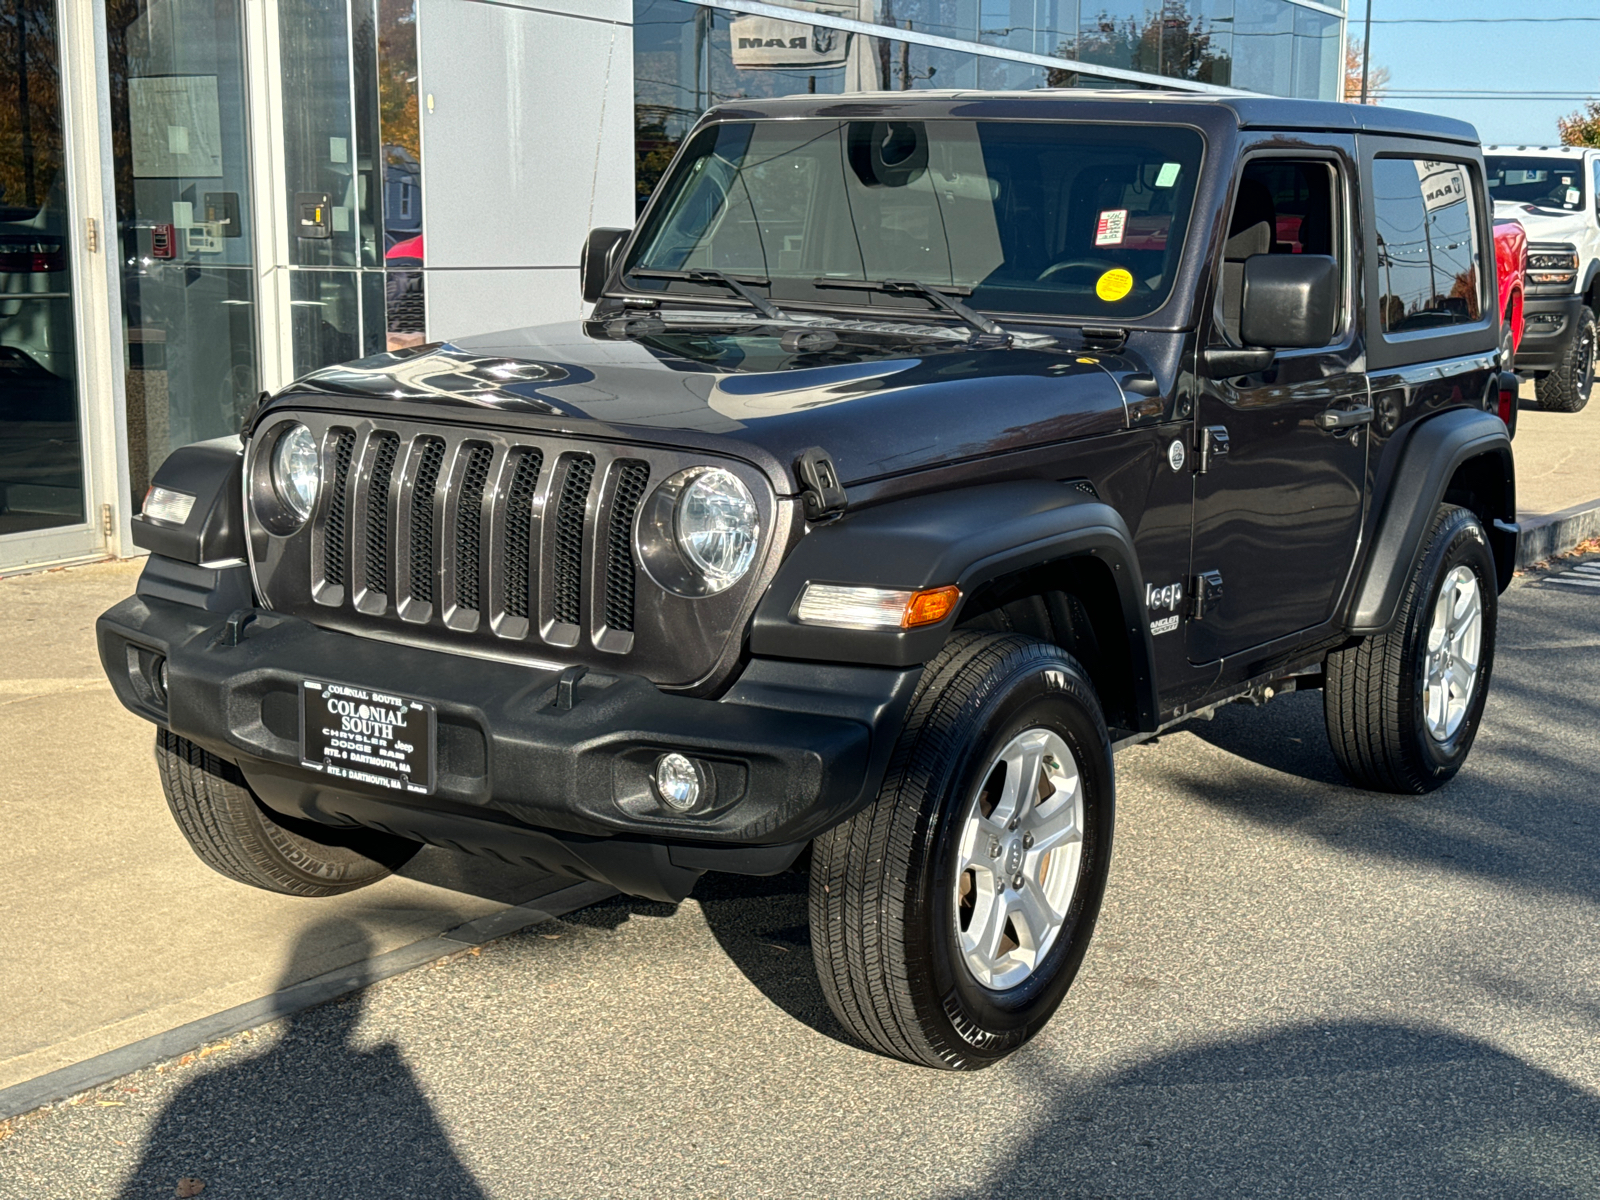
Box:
[655,753,701,811]
[150,656,169,706]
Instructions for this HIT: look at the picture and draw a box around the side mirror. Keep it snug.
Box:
[580,227,631,303]
[1239,254,1340,350]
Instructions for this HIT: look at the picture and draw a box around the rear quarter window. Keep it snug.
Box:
[1371,158,1483,336]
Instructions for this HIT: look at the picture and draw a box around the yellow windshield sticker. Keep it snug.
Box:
[1095,268,1133,302]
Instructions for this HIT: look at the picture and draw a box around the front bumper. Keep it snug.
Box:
[1515,292,1587,373]
[98,575,919,898]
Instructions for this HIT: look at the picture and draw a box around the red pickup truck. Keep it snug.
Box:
[1494,217,1527,432]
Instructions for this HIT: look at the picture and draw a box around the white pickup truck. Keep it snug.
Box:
[1485,144,1599,412]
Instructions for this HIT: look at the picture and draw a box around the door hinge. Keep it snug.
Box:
[1196,425,1230,473]
[794,446,847,521]
[100,503,115,537]
[84,217,99,254]
[1188,570,1224,620]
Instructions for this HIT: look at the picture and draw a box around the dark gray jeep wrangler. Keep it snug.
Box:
[100,92,1518,1069]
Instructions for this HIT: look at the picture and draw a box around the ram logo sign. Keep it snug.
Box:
[730,15,851,67]
[1415,160,1468,213]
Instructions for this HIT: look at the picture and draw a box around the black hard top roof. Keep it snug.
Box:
[703,89,1481,147]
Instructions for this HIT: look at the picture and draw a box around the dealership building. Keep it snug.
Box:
[1,0,1345,571]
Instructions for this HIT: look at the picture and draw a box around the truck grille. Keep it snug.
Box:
[247,413,784,690]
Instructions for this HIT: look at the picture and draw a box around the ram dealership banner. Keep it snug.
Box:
[1416,160,1469,212]
[730,3,859,69]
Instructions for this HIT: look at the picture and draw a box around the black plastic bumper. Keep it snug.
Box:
[1515,293,1586,373]
[97,576,920,899]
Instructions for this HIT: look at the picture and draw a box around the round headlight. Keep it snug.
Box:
[271,424,320,521]
[674,468,759,591]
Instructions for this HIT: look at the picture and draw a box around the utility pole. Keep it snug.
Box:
[1359,0,1373,105]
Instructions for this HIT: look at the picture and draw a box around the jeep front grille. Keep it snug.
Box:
[246,413,785,690]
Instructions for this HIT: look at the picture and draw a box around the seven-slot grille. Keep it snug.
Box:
[312,426,653,651]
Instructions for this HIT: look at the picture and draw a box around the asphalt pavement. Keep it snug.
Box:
[2,560,1596,1198]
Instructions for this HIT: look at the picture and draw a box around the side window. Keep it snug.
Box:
[1371,158,1483,335]
[1592,158,1600,216]
[1218,158,1341,346]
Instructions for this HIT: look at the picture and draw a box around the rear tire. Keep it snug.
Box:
[1323,505,1497,794]
[1534,307,1594,412]
[156,729,419,895]
[808,632,1114,1070]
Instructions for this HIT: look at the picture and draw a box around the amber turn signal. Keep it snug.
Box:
[903,585,961,628]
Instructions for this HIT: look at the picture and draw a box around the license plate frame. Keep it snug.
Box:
[299,679,437,796]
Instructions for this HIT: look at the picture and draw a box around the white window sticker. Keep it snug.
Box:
[1155,161,1181,188]
[1567,188,1582,205]
[1095,209,1128,246]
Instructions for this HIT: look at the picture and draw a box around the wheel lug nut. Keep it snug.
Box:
[1008,819,1018,831]
[1022,833,1033,849]
[1011,874,1024,889]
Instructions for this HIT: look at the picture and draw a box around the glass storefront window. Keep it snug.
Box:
[1,0,85,536]
[106,0,258,511]
[1078,2,1233,86]
[637,0,1342,205]
[279,0,425,367]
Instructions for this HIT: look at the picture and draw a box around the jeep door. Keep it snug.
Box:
[1187,141,1369,666]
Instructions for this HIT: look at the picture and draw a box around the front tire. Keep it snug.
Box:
[1323,505,1498,794]
[1534,307,1594,413]
[156,729,420,895]
[808,632,1114,1070]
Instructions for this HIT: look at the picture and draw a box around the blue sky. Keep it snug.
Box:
[1355,0,1600,146]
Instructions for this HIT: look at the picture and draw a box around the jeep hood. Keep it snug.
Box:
[277,319,1131,490]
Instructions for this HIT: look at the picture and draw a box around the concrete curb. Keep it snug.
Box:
[1517,498,1600,567]
[0,880,614,1123]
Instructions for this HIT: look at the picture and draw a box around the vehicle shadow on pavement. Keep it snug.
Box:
[115,920,488,1200]
[1182,687,1347,785]
[1171,673,1600,904]
[963,1021,1600,1198]
[692,869,869,1054]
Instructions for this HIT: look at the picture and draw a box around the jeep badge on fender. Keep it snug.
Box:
[99,92,1516,1071]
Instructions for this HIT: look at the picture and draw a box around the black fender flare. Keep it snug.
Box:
[130,435,246,565]
[1582,258,1600,307]
[750,480,1158,728]
[1347,408,1516,636]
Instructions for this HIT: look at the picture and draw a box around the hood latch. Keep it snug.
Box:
[1081,326,1129,353]
[795,447,848,521]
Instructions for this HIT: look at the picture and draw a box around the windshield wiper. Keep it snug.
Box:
[812,278,1008,341]
[626,267,793,322]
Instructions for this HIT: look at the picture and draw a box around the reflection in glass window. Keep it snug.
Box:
[1232,0,1293,96]
[1372,158,1482,336]
[628,117,1205,319]
[1077,1,1232,86]
[1291,7,1339,100]
[1,0,85,535]
[105,0,258,509]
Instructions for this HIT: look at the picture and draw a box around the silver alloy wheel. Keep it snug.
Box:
[1422,565,1483,743]
[953,727,1085,990]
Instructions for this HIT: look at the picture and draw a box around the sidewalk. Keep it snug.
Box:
[1514,380,1600,520]
[0,561,585,1098]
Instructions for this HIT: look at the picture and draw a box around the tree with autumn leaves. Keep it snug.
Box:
[1558,98,1600,149]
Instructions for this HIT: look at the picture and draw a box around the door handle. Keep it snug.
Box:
[1315,405,1374,431]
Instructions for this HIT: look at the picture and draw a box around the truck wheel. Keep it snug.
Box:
[156,729,419,895]
[1534,307,1594,412]
[1323,505,1497,794]
[808,632,1113,1070]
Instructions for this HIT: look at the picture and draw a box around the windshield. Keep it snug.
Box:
[626,119,1205,321]
[1486,157,1587,212]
